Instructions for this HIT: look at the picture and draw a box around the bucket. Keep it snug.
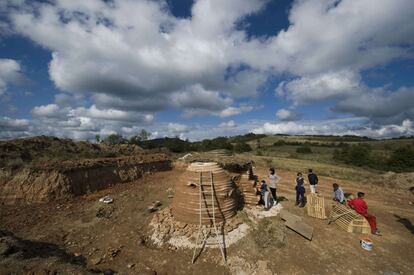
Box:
[360,237,373,251]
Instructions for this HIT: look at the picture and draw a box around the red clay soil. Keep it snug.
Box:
[1,165,413,274]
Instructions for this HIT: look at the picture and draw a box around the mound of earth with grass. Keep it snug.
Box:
[0,135,144,169]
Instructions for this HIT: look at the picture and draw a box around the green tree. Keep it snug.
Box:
[104,134,126,145]
[129,129,152,144]
[95,134,101,143]
[233,142,252,153]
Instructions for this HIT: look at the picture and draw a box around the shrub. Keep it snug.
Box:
[273,140,286,146]
[333,144,371,166]
[387,146,414,172]
[233,142,252,153]
[296,146,312,154]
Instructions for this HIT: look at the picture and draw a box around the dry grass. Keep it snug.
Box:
[244,154,376,182]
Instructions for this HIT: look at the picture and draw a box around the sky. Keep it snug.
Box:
[0,0,414,141]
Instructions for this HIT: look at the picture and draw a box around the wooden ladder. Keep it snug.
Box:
[191,171,226,264]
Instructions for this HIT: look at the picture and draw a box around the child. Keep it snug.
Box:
[260,180,272,210]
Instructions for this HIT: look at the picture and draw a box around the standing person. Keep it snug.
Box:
[332,183,345,204]
[295,172,306,207]
[268,168,281,205]
[260,180,272,210]
[308,169,319,194]
[348,192,381,235]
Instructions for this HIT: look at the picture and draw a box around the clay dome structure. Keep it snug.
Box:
[239,170,259,207]
[171,162,240,225]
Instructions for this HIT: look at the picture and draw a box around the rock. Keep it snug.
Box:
[153,201,162,207]
[146,206,158,213]
[127,263,135,268]
[74,252,81,257]
[91,257,102,265]
[0,240,12,256]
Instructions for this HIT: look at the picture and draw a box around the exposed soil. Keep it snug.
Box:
[0,154,171,204]
[1,164,414,274]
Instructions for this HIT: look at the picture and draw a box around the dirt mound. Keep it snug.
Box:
[377,171,414,190]
[0,229,94,274]
[0,154,171,204]
[0,135,143,169]
[253,218,286,249]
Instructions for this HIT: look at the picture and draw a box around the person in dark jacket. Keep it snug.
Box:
[308,168,318,194]
[295,172,306,207]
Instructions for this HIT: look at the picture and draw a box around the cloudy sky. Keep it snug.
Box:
[0,0,414,141]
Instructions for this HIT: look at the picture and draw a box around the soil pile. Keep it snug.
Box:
[0,135,143,168]
[0,154,171,204]
[377,171,414,190]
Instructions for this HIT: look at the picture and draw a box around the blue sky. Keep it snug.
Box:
[0,0,414,140]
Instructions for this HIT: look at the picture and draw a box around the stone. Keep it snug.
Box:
[91,257,102,265]
[127,263,135,268]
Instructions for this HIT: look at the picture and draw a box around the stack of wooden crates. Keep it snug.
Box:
[330,203,371,234]
[306,193,327,219]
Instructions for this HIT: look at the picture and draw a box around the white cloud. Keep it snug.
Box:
[1,0,414,140]
[276,70,362,105]
[167,122,191,135]
[31,104,65,118]
[0,58,24,96]
[218,120,237,128]
[276,108,302,121]
[253,118,414,139]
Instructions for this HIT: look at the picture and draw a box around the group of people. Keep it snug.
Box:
[255,167,381,235]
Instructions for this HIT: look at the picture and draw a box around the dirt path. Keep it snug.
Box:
[1,166,414,274]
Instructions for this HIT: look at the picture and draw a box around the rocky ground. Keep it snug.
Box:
[1,164,414,274]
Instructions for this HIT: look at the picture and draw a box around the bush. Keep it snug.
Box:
[103,134,127,145]
[273,140,286,146]
[387,146,414,172]
[233,142,252,153]
[296,146,312,154]
[333,144,371,166]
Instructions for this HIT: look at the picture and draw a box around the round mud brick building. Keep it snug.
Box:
[171,162,240,225]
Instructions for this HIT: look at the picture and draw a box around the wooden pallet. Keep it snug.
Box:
[306,194,327,219]
[329,203,371,234]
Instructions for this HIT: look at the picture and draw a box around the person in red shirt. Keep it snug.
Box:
[348,192,381,235]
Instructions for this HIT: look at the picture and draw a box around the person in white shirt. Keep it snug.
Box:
[268,168,281,205]
[332,183,345,204]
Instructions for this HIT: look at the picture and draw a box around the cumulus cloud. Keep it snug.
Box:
[253,118,414,139]
[218,120,237,128]
[276,70,362,105]
[0,58,24,96]
[1,0,414,139]
[0,116,30,139]
[276,108,302,121]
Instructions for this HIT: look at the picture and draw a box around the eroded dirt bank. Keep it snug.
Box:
[0,154,171,204]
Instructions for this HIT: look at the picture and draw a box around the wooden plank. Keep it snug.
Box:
[280,209,302,223]
[285,219,314,241]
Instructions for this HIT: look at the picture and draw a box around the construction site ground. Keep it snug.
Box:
[1,165,414,274]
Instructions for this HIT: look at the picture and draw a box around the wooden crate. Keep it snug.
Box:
[306,194,327,219]
[330,203,371,234]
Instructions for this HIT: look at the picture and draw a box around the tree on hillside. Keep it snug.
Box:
[129,129,152,144]
[103,134,126,145]
[95,134,101,143]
